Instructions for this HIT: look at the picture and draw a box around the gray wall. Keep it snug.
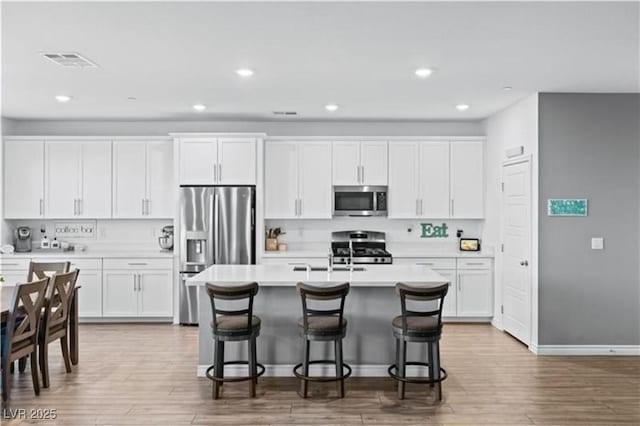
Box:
[2,118,482,137]
[538,93,640,345]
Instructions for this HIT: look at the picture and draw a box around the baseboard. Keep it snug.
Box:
[443,317,492,323]
[197,364,396,378]
[79,317,173,324]
[490,317,503,330]
[533,344,640,356]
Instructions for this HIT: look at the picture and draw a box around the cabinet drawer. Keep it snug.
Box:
[32,258,102,271]
[393,258,456,269]
[103,258,173,270]
[457,258,492,269]
[0,258,31,270]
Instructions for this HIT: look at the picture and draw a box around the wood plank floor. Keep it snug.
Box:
[2,323,639,425]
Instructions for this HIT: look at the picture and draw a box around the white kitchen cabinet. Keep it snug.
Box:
[178,137,256,185]
[45,141,112,218]
[450,141,484,218]
[433,269,457,317]
[113,140,173,218]
[102,270,138,316]
[77,270,103,318]
[265,141,332,219]
[388,142,420,218]
[332,141,387,186]
[457,269,493,317]
[137,270,173,317]
[4,140,45,219]
[418,142,450,218]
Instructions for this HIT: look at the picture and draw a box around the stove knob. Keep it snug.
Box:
[374,258,379,263]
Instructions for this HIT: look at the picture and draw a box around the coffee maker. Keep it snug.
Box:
[14,227,32,252]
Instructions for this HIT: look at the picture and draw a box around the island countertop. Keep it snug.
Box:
[186,264,449,287]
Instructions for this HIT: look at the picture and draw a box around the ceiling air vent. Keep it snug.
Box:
[42,52,98,68]
[272,111,298,116]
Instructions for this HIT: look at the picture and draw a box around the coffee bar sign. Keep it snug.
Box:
[54,221,96,239]
[420,223,449,238]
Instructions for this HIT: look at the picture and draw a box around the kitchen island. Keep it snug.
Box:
[187,264,449,377]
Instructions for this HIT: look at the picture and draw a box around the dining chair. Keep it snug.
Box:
[1,277,50,401]
[39,269,79,388]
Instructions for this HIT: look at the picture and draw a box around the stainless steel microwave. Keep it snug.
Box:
[333,186,388,217]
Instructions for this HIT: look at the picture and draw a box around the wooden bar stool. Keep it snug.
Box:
[388,283,449,401]
[293,282,352,398]
[205,283,265,399]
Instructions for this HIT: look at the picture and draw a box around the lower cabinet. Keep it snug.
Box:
[103,268,172,318]
[432,269,457,317]
[77,270,103,318]
[456,269,493,317]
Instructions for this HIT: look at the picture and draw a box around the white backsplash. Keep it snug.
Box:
[3,219,172,251]
[264,218,484,252]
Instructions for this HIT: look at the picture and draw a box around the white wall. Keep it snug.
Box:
[483,94,539,339]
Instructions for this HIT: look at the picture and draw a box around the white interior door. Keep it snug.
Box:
[298,142,332,218]
[113,141,147,218]
[4,140,45,219]
[332,141,360,185]
[360,141,388,185]
[388,142,419,218]
[217,138,256,184]
[80,141,112,218]
[418,142,450,218]
[501,159,531,345]
[146,141,174,218]
[45,142,81,218]
[264,142,298,218]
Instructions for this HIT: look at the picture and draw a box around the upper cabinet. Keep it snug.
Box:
[4,140,45,219]
[265,141,332,219]
[179,137,256,185]
[113,140,173,219]
[45,141,112,218]
[332,141,387,186]
[450,141,484,218]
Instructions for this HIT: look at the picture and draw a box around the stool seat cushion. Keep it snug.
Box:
[392,315,438,332]
[211,315,261,331]
[298,315,346,331]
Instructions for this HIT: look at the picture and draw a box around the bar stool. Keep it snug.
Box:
[388,283,449,401]
[205,282,265,399]
[293,282,352,398]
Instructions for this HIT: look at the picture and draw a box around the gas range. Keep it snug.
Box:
[331,230,393,265]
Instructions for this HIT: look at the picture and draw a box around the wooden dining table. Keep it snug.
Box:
[1,285,80,365]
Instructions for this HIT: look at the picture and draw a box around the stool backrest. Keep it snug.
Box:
[42,269,79,339]
[206,283,259,333]
[28,261,71,281]
[395,283,449,332]
[3,277,49,361]
[296,282,350,330]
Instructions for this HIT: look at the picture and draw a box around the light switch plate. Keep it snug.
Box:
[591,237,604,250]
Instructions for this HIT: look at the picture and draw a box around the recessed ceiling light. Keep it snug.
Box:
[55,95,72,103]
[456,104,470,111]
[325,104,339,112]
[236,68,254,77]
[502,86,513,91]
[414,68,433,78]
[193,104,206,111]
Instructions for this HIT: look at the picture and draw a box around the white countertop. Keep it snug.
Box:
[187,264,449,288]
[261,247,494,259]
[1,249,174,259]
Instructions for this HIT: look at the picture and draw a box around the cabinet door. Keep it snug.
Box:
[146,141,174,218]
[113,142,147,218]
[264,142,298,219]
[1,271,28,287]
[179,139,217,184]
[433,269,457,317]
[299,142,332,219]
[138,270,173,317]
[102,270,138,316]
[77,270,102,317]
[45,142,81,218]
[360,141,388,185]
[450,141,484,218]
[418,142,450,218]
[4,140,45,219]
[80,142,112,218]
[332,141,360,185]
[388,142,419,218]
[457,269,493,317]
[218,138,256,184]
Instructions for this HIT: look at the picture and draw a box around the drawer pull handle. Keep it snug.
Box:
[128,263,148,266]
[465,262,484,265]
[2,263,20,266]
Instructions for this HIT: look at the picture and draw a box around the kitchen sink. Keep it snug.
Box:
[292,266,366,272]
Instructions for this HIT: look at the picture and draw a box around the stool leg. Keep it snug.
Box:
[397,338,406,400]
[428,342,435,388]
[301,339,310,398]
[248,337,257,398]
[335,339,344,398]
[432,341,442,401]
[213,339,224,399]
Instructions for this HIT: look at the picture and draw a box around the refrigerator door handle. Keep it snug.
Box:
[206,191,215,266]
[213,190,220,264]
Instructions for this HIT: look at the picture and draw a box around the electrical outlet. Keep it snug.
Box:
[591,237,604,250]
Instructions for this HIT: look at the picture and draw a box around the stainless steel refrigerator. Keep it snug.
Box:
[179,186,255,324]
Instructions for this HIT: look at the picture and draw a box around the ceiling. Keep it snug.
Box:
[2,1,638,121]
